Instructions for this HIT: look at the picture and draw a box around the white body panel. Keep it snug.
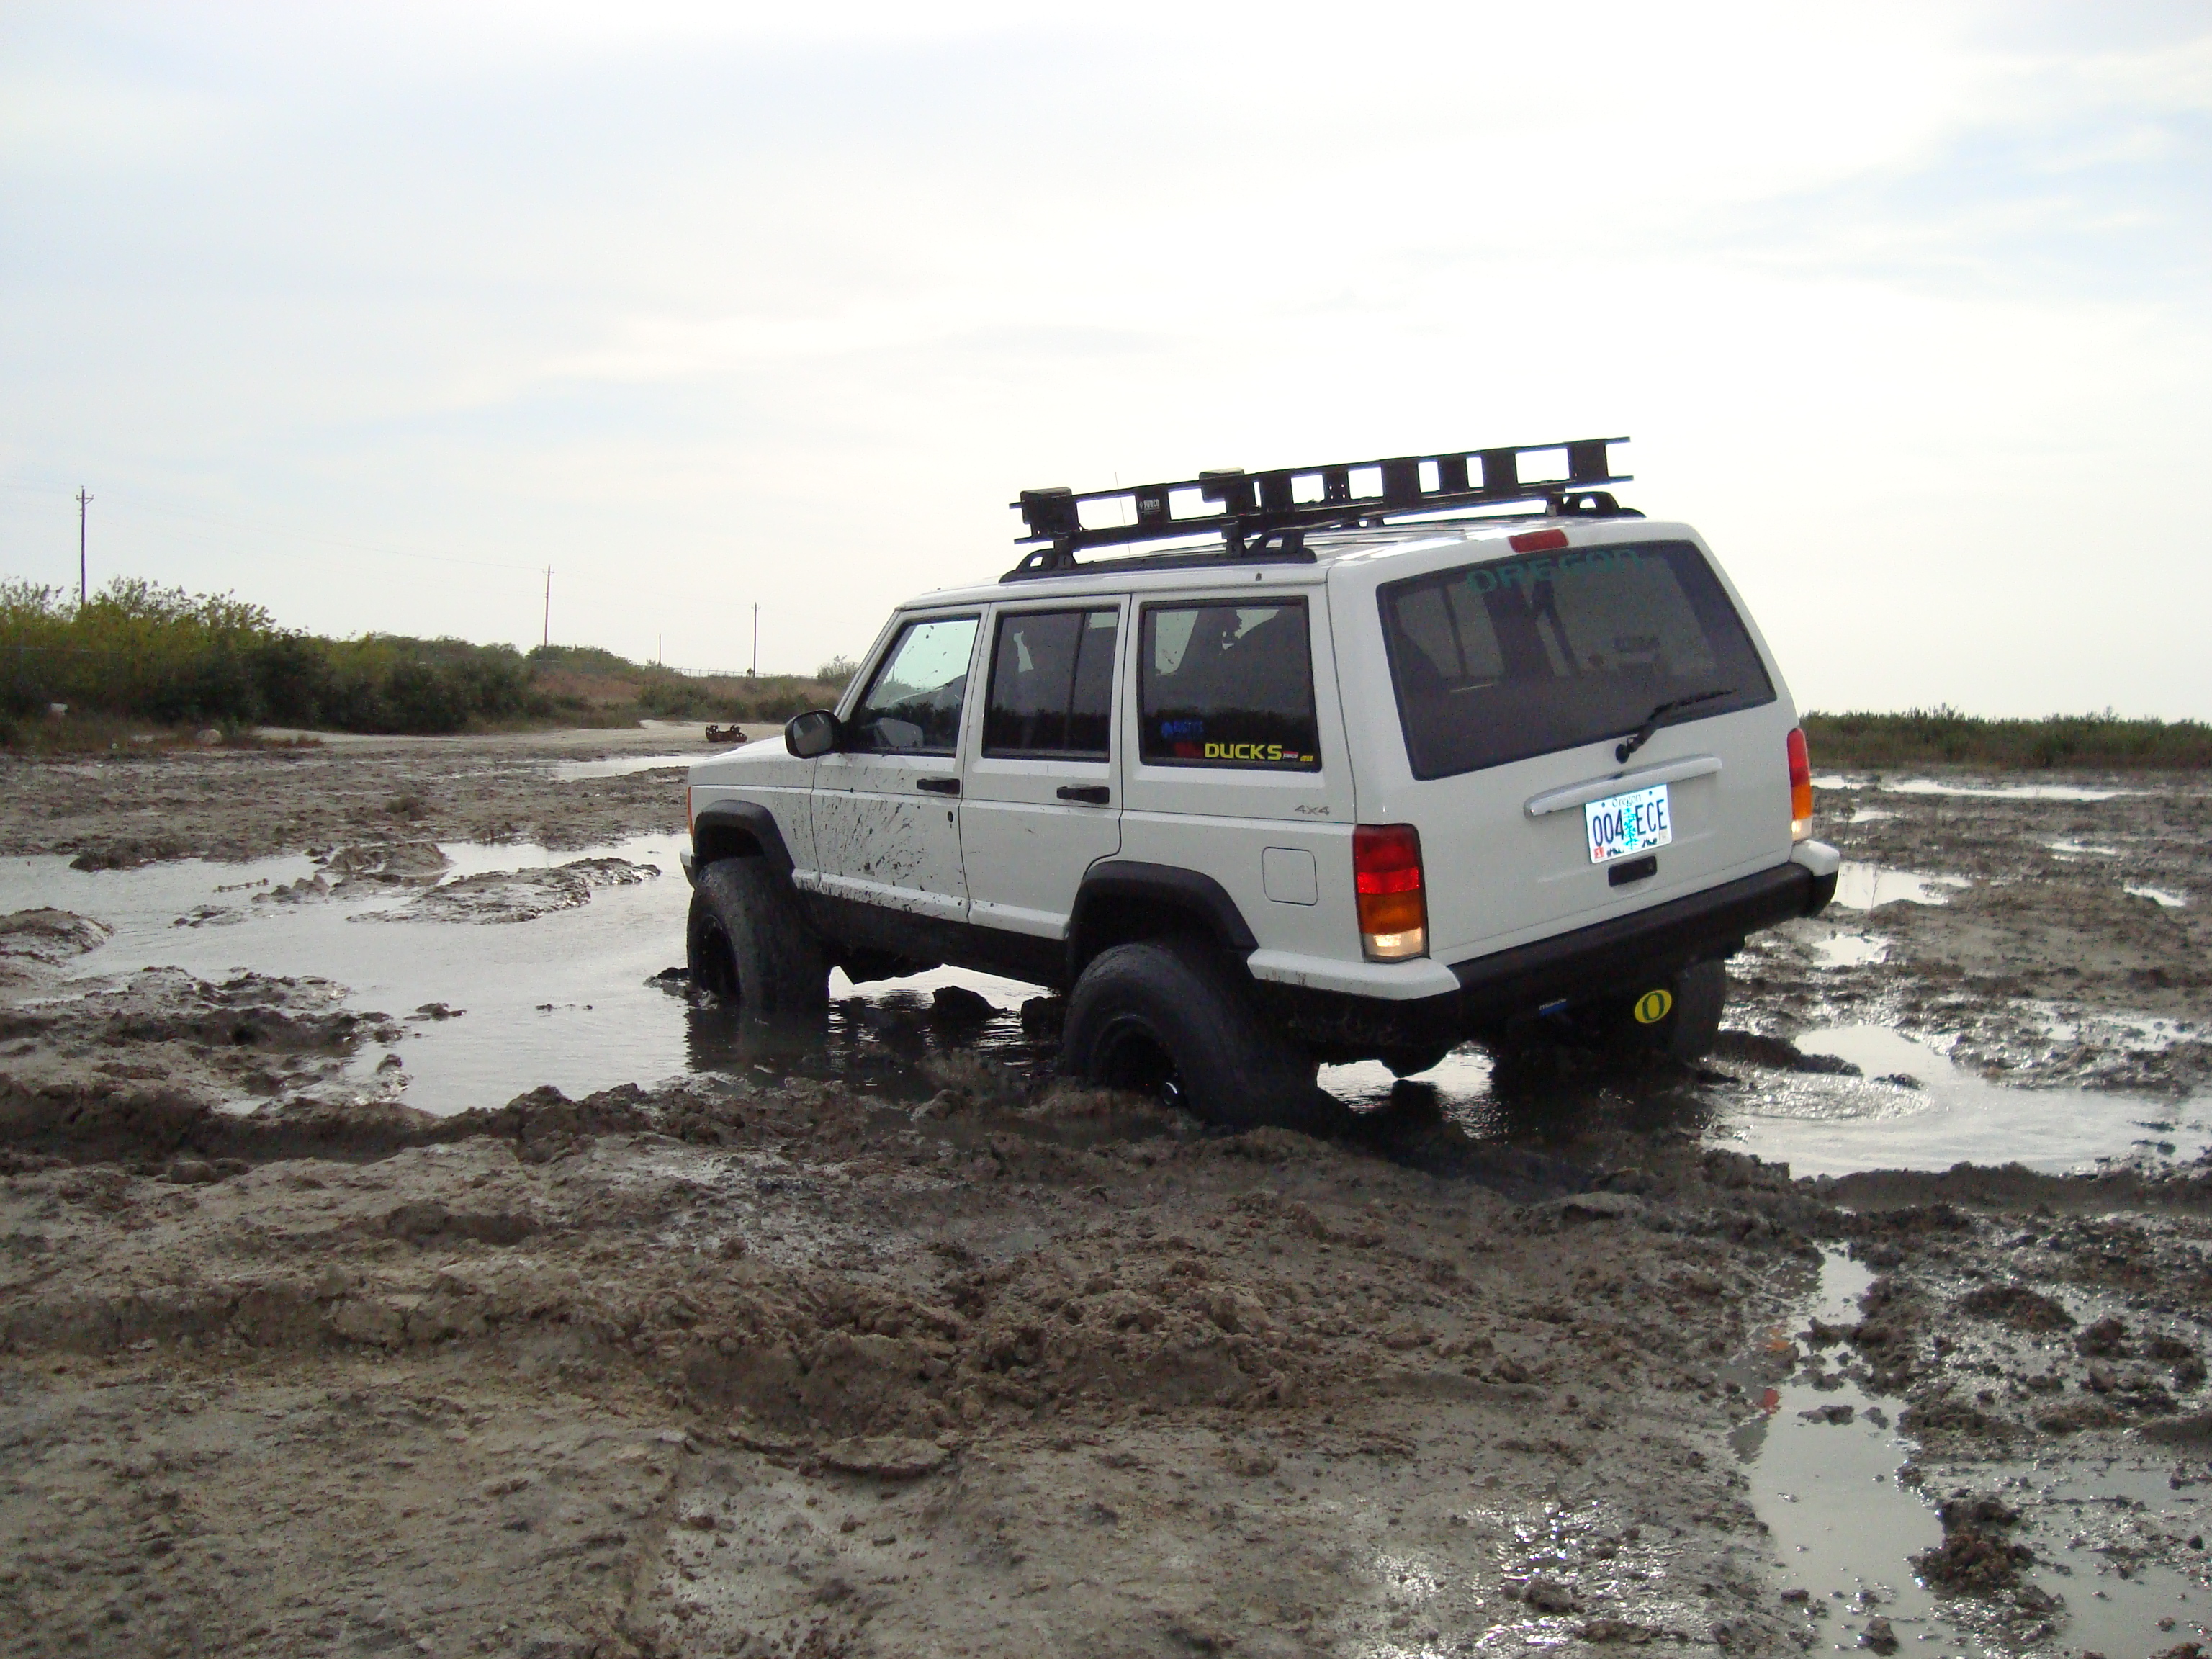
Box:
[1116,572,1364,966]
[690,737,817,873]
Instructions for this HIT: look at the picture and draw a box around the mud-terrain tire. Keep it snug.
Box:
[1061,937,1331,1130]
[685,857,828,1018]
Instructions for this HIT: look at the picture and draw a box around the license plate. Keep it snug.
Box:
[1586,783,1672,864]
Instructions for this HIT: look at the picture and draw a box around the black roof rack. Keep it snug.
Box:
[1005,436,1632,579]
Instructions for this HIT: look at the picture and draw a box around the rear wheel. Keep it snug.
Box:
[1618,958,1726,1061]
[685,858,828,1018]
[1062,938,1331,1131]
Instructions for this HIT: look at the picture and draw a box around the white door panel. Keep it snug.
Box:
[963,783,1118,936]
[810,754,970,921]
[961,603,1125,938]
[810,613,981,923]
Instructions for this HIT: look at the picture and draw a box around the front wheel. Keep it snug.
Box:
[1061,938,1331,1131]
[685,857,828,1018]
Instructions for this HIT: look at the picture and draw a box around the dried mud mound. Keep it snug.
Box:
[0,909,112,978]
[0,1081,1832,1658]
[0,967,410,1165]
[354,855,658,924]
[4,733,695,866]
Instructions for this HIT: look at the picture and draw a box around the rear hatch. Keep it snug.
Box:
[1339,526,1795,964]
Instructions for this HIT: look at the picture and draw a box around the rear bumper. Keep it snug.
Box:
[1258,848,1835,1056]
[1448,853,1829,1022]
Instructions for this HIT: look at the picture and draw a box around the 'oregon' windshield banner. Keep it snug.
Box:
[1465,544,1647,594]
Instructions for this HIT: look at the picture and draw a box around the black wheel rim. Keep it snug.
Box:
[695,919,741,1002]
[1090,1015,1181,1105]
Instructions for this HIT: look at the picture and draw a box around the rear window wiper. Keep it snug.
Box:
[1615,686,1735,765]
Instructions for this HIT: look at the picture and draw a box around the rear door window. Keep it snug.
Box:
[981,608,1119,758]
[1138,600,1321,770]
[845,616,979,754]
[1377,541,1773,778]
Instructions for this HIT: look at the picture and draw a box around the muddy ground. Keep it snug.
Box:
[1,734,2209,1658]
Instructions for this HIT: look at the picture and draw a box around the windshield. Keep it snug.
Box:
[1377,540,1773,779]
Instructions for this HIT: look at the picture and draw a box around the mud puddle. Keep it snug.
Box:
[1730,1249,2212,1656]
[547,752,706,781]
[1730,1250,1965,1653]
[1722,1025,2211,1178]
[1833,862,1972,909]
[2128,884,2191,909]
[1815,775,2137,803]
[0,839,1076,1117]
[10,835,2206,1177]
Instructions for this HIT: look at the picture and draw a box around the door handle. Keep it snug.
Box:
[916,776,960,796]
[1056,785,1111,805]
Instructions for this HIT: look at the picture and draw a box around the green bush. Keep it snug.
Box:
[1803,706,2212,770]
[0,579,544,737]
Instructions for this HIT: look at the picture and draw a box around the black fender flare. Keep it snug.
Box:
[1066,860,1257,981]
[689,801,796,881]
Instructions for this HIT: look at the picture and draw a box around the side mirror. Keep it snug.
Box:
[785,709,841,758]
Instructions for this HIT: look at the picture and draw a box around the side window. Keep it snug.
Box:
[845,616,979,755]
[1138,600,1321,770]
[982,608,1119,759]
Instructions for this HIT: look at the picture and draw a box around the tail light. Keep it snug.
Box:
[1354,824,1427,961]
[686,786,696,838]
[1786,727,1813,842]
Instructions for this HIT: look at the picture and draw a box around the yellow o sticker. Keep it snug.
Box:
[1634,989,1674,1025]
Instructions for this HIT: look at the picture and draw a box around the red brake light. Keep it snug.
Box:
[1509,528,1569,553]
[1353,824,1427,961]
[1786,727,1813,840]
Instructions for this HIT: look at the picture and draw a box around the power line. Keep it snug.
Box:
[76,487,91,606]
[0,479,539,574]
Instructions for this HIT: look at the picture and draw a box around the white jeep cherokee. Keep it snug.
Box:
[682,439,1838,1125]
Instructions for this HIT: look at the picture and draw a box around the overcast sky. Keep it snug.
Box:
[3,2,2207,714]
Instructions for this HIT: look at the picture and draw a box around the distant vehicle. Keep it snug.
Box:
[681,438,1837,1126]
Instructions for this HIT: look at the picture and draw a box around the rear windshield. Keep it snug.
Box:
[1377,540,1773,779]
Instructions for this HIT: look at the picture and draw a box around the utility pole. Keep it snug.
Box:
[541,567,554,650]
[76,487,92,607]
[750,603,759,678]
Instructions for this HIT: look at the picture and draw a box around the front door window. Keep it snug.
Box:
[846,616,979,754]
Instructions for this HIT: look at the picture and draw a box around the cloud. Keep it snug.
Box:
[0,3,2207,712]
